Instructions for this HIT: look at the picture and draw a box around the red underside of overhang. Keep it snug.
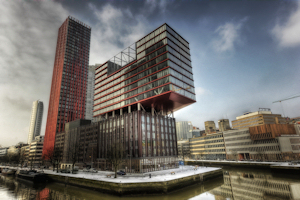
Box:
[139,91,196,112]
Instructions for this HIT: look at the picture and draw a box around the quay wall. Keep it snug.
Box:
[47,169,223,196]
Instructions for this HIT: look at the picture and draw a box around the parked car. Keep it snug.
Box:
[117,170,126,175]
[60,169,71,173]
[83,168,97,173]
[90,168,98,173]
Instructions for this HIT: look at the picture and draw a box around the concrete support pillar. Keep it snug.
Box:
[151,105,154,116]
[128,105,131,113]
[105,113,108,119]
[138,103,141,111]
[120,108,123,116]
[112,110,115,118]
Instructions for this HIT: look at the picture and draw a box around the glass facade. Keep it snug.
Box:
[97,111,177,159]
[94,24,196,119]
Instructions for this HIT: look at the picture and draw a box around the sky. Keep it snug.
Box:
[0,0,299,146]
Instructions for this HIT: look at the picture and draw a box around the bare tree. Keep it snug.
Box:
[42,147,56,171]
[53,148,63,173]
[19,151,26,168]
[69,142,80,171]
[107,142,124,178]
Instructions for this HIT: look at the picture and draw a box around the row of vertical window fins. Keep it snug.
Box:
[94,60,169,99]
[95,46,169,86]
[93,84,170,116]
[136,25,189,54]
[94,53,193,96]
[95,30,190,79]
[94,69,170,105]
[93,84,196,116]
[93,74,195,109]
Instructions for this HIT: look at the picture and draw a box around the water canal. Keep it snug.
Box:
[1,167,300,200]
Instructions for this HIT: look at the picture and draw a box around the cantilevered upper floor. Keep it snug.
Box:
[93,24,196,121]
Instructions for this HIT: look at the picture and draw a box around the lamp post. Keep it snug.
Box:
[127,153,131,175]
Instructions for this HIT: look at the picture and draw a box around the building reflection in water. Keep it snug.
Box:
[0,174,222,200]
[1,169,300,200]
[209,168,300,200]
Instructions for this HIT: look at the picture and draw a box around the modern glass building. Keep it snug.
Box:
[92,24,196,172]
[43,16,91,157]
[28,100,43,144]
[93,24,195,120]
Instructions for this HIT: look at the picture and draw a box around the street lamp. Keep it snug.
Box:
[127,153,131,175]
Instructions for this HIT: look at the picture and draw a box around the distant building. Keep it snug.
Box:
[192,129,201,138]
[176,121,193,140]
[28,100,43,144]
[232,108,286,130]
[218,119,230,132]
[223,124,299,161]
[177,140,190,159]
[189,132,226,160]
[0,147,8,157]
[55,119,92,169]
[205,121,216,134]
[85,65,97,120]
[27,136,44,167]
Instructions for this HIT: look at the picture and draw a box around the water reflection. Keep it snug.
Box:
[209,167,300,200]
[1,168,299,200]
[0,174,222,200]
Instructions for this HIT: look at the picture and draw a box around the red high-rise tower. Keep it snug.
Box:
[43,16,91,157]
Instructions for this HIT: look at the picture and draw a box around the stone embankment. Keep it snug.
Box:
[46,167,223,196]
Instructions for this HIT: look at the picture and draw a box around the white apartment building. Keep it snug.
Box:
[28,100,43,144]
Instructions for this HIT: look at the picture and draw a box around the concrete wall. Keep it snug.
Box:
[47,169,223,195]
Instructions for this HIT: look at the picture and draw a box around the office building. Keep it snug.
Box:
[43,16,91,157]
[218,119,230,132]
[94,23,195,172]
[177,139,190,159]
[176,121,193,140]
[205,121,216,134]
[232,108,286,130]
[28,100,43,144]
[27,136,44,167]
[223,124,300,161]
[0,147,8,157]
[56,23,195,172]
[189,132,226,160]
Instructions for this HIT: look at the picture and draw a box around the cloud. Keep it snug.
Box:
[212,18,247,52]
[88,3,148,64]
[145,0,170,14]
[0,0,68,146]
[272,1,300,47]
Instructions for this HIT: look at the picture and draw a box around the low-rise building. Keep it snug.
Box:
[177,140,190,159]
[232,109,286,130]
[189,132,226,160]
[218,119,230,132]
[0,147,8,157]
[205,121,216,134]
[27,136,44,167]
[223,124,299,161]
